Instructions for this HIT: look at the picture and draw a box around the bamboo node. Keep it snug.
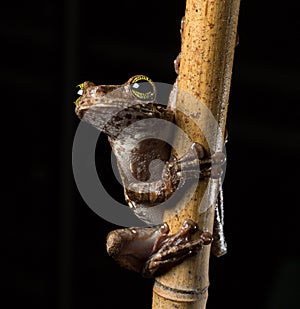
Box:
[153,279,209,302]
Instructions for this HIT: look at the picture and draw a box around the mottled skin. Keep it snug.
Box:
[74,76,227,277]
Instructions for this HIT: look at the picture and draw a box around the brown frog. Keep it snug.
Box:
[74,74,227,277]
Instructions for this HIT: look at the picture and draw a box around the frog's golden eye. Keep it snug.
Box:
[74,83,84,105]
[129,75,156,101]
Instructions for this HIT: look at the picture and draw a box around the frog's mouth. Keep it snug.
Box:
[74,104,89,119]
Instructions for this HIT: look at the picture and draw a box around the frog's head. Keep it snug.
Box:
[74,76,161,138]
[74,81,121,118]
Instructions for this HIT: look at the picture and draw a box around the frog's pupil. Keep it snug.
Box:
[137,81,152,93]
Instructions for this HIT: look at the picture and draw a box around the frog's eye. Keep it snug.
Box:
[129,75,156,101]
[74,83,84,105]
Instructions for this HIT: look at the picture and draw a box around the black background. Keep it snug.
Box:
[5,0,300,308]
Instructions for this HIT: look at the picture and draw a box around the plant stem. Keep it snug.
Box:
[152,0,240,308]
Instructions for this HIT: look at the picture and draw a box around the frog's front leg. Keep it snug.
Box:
[106,220,212,278]
[126,142,225,205]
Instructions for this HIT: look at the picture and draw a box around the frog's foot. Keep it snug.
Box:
[142,219,212,277]
[169,142,226,182]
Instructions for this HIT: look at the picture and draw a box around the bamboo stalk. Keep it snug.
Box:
[152,0,240,308]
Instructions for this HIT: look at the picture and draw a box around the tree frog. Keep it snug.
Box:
[74,74,226,277]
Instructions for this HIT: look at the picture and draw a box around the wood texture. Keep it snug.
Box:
[152,0,240,308]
